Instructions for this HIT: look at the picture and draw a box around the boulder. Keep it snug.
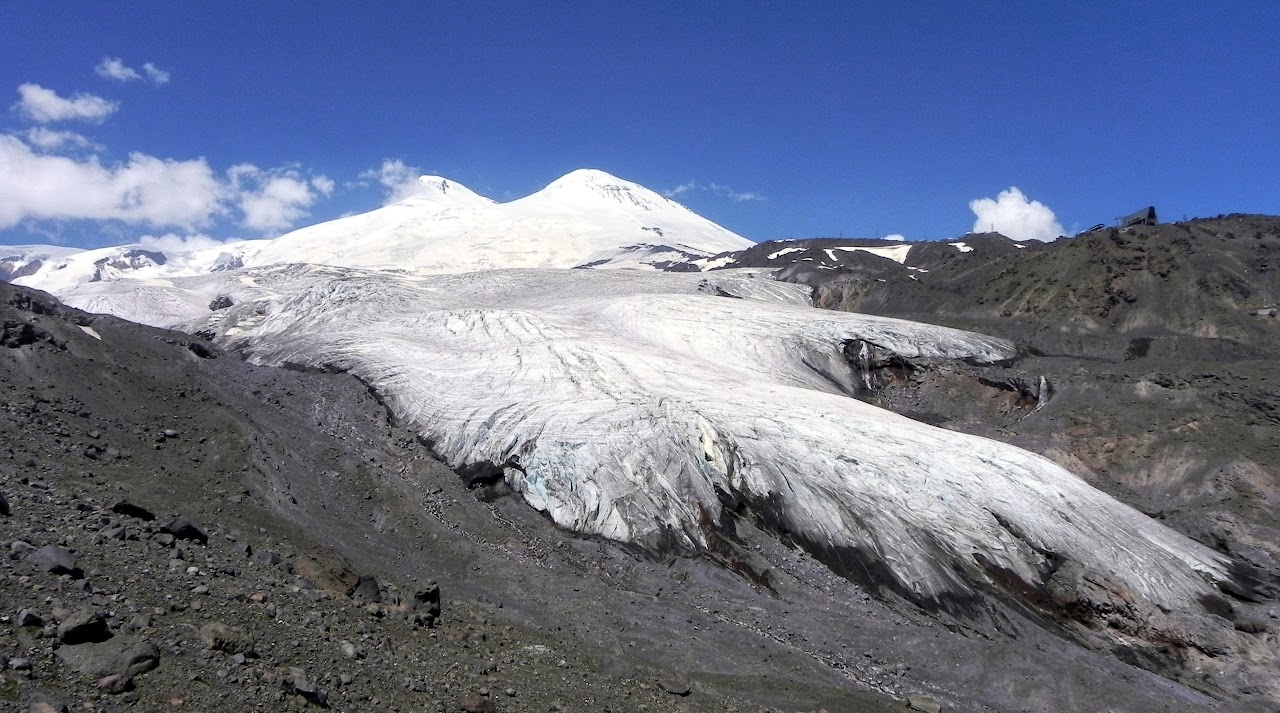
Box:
[29,545,83,578]
[161,516,208,544]
[280,666,328,706]
[199,621,255,655]
[110,499,155,521]
[907,695,942,713]
[57,608,111,644]
[413,583,441,625]
[351,575,382,603]
[659,678,692,696]
[55,636,159,694]
[460,697,496,713]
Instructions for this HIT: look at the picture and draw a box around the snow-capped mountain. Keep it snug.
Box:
[2,169,753,291]
[0,244,85,282]
[247,169,754,273]
[4,240,265,294]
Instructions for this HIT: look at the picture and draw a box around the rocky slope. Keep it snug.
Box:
[796,215,1278,353]
[775,215,1280,705]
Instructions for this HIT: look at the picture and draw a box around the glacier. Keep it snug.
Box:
[53,264,1233,631]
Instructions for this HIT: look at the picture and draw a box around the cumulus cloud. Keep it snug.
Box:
[94,57,141,82]
[358,159,432,204]
[883,233,906,242]
[969,187,1064,242]
[0,131,335,235]
[137,232,227,252]
[0,135,224,229]
[94,58,170,85]
[23,127,99,150]
[229,164,334,232]
[143,63,171,85]
[14,83,118,123]
[2,111,334,237]
[664,180,763,203]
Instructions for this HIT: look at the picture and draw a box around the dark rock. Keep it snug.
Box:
[256,549,284,567]
[161,516,208,545]
[57,607,112,644]
[29,545,83,578]
[150,532,175,547]
[413,583,441,625]
[281,666,328,706]
[16,608,44,627]
[55,636,159,694]
[351,575,382,603]
[907,694,943,713]
[460,697,496,713]
[659,678,692,696]
[9,656,31,670]
[110,499,155,521]
[199,622,255,655]
[0,491,8,516]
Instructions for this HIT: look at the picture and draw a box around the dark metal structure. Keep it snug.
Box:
[1120,206,1158,227]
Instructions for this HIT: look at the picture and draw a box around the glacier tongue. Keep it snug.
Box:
[67,264,1232,625]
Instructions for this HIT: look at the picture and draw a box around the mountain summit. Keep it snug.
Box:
[246,168,752,273]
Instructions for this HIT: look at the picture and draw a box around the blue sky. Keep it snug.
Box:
[2,1,1278,247]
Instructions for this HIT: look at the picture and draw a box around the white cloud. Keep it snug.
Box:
[883,233,906,242]
[310,175,335,194]
[14,83,119,123]
[663,180,763,203]
[0,134,224,229]
[229,164,334,233]
[95,57,141,82]
[93,58,170,85]
[142,63,170,85]
[23,127,99,150]
[969,187,1064,242]
[136,232,230,253]
[359,159,431,204]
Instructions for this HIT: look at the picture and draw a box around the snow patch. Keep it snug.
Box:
[820,245,913,264]
[767,247,806,260]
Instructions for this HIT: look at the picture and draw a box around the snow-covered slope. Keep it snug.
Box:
[55,265,1235,650]
[0,244,85,282]
[6,240,265,294]
[247,169,753,272]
